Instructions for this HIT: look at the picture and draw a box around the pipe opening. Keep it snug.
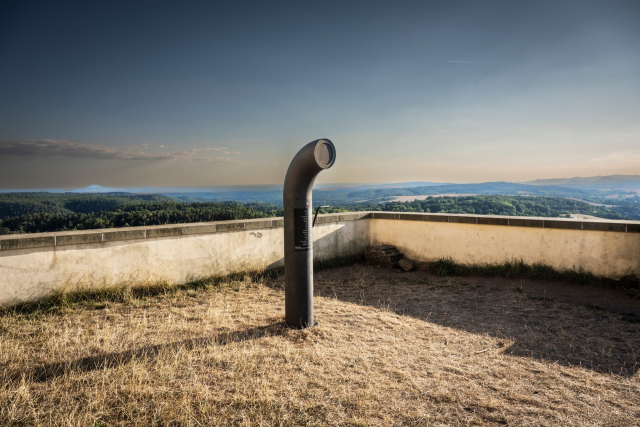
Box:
[314,140,335,169]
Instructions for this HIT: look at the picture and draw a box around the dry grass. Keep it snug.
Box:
[1,266,639,426]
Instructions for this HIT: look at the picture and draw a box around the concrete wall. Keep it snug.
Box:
[1,211,638,305]
[370,214,640,278]
[0,214,370,305]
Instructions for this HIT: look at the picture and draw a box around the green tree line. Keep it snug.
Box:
[0,201,281,234]
[377,195,628,219]
[0,193,171,219]
[0,194,631,234]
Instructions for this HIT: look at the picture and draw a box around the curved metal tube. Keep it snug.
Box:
[283,139,336,328]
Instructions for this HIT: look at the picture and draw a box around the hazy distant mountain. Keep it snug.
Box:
[355,181,447,189]
[2,178,637,205]
[524,175,640,189]
[69,185,131,193]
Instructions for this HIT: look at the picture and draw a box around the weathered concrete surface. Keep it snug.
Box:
[0,219,370,305]
[1,212,638,305]
[370,218,640,278]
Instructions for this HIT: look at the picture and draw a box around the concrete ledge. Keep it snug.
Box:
[544,220,583,230]
[628,223,640,233]
[338,212,370,222]
[0,213,368,251]
[372,212,396,220]
[423,214,450,223]
[370,212,639,233]
[1,212,638,252]
[55,231,104,246]
[216,221,245,233]
[396,213,423,221]
[0,235,55,250]
[181,223,217,235]
[507,218,544,228]
[477,217,509,226]
[582,222,626,232]
[147,226,182,239]
[449,216,477,224]
[102,229,147,242]
[245,219,273,230]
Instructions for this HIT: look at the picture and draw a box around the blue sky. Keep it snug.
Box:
[1,0,639,188]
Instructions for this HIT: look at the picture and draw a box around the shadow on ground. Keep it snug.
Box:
[11,264,639,383]
[10,322,287,383]
[309,264,640,377]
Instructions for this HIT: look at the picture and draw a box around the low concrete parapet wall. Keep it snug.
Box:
[0,213,370,305]
[1,211,638,305]
[369,212,640,278]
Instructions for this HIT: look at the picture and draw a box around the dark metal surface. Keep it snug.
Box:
[283,139,336,328]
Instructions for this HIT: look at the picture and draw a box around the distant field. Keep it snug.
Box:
[605,189,640,198]
[389,193,475,202]
[392,194,622,207]
[569,213,617,220]
[565,197,615,207]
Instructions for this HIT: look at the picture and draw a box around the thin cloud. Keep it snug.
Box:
[0,139,236,163]
[447,61,497,64]
[587,152,640,165]
[196,157,242,164]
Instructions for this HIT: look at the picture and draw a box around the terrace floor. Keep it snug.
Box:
[1,265,639,426]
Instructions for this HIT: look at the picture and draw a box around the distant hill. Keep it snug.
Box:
[70,185,132,193]
[525,175,640,189]
[160,180,635,205]
[349,181,448,189]
[2,177,638,209]
[310,182,604,206]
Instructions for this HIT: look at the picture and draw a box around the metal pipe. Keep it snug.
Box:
[283,139,336,328]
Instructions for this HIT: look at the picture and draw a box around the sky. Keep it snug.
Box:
[1,0,639,189]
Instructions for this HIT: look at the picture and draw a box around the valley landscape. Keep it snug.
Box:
[2,175,639,234]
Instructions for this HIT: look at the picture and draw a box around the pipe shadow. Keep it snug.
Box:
[307,262,640,377]
[9,322,286,383]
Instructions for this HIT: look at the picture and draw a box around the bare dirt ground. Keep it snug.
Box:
[1,266,639,426]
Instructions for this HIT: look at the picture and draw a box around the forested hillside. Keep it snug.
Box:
[0,193,172,220]
[377,196,628,219]
[160,181,637,210]
[0,193,632,234]
[0,197,281,234]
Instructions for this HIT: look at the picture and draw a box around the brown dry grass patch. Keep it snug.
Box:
[1,266,639,426]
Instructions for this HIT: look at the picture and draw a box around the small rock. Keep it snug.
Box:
[398,258,414,272]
